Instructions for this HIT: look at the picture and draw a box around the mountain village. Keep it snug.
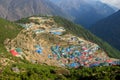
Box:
[4,16,120,68]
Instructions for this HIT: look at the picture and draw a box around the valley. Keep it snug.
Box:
[0,0,120,79]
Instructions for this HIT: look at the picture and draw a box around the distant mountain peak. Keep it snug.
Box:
[50,0,115,28]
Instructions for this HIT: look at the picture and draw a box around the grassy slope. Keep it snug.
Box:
[0,18,23,57]
[1,62,120,80]
[53,16,120,59]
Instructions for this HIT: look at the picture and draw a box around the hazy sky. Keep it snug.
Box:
[50,0,120,9]
[100,0,120,9]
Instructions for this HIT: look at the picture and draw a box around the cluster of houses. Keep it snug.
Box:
[19,22,65,36]
[49,44,119,68]
[48,34,119,68]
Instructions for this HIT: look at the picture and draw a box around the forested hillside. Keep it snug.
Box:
[90,10,120,51]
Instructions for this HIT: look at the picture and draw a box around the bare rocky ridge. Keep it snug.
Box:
[0,0,67,21]
[4,16,118,68]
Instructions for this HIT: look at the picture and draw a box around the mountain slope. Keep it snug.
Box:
[0,16,120,79]
[90,10,120,51]
[0,0,66,21]
[50,0,115,28]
